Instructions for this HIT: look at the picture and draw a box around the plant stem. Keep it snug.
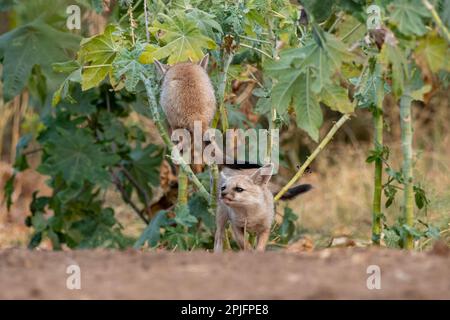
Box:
[121,166,152,213]
[140,74,210,200]
[10,93,27,163]
[127,3,136,46]
[210,163,219,212]
[400,93,415,249]
[371,74,384,245]
[239,43,273,59]
[83,64,112,69]
[274,114,351,201]
[328,12,344,33]
[238,34,271,44]
[118,0,143,23]
[422,0,450,43]
[212,51,233,131]
[267,17,278,161]
[111,169,149,224]
[341,23,363,42]
[143,0,150,43]
[177,168,188,205]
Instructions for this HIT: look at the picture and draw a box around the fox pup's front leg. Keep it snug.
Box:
[256,229,270,251]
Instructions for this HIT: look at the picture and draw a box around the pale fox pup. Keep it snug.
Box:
[154,54,216,134]
[214,164,312,252]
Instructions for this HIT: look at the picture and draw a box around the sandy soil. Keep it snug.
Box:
[0,247,449,299]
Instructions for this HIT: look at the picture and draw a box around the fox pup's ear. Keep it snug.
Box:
[198,53,209,70]
[220,171,227,182]
[250,163,273,185]
[154,59,168,76]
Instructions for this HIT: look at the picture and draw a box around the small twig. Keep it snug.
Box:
[269,9,286,19]
[274,114,351,201]
[419,228,450,250]
[120,166,152,213]
[328,12,344,33]
[240,43,273,59]
[111,169,149,224]
[83,64,112,69]
[22,148,43,156]
[248,70,264,88]
[341,23,363,42]
[238,34,272,44]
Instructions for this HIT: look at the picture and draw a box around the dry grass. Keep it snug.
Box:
[286,92,450,249]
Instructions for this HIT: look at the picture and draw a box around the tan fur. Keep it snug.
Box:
[159,60,216,134]
[214,164,274,252]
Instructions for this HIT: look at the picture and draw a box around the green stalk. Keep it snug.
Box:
[371,75,384,245]
[118,0,143,23]
[274,114,351,201]
[140,74,210,200]
[177,168,188,205]
[212,51,233,131]
[400,93,415,249]
[267,18,277,161]
[267,107,277,160]
[210,163,219,212]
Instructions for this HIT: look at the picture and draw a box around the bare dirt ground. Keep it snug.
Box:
[0,247,449,299]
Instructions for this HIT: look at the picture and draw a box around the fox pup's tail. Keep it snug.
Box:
[277,184,313,200]
[222,163,313,200]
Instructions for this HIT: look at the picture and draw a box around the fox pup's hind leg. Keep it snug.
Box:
[231,224,251,251]
[214,206,228,253]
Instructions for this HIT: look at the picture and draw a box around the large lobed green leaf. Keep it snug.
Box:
[148,13,216,64]
[52,60,82,106]
[0,20,80,101]
[414,32,450,74]
[113,44,151,92]
[388,0,431,36]
[126,143,164,202]
[133,210,169,248]
[264,32,355,141]
[79,25,121,90]
[38,128,120,186]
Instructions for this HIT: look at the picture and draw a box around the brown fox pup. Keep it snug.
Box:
[154,54,216,134]
[214,164,312,252]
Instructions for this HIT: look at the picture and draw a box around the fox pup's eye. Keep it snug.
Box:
[234,187,244,193]
[221,186,226,191]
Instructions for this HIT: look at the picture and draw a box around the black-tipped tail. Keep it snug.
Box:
[278,184,313,200]
[223,162,263,170]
